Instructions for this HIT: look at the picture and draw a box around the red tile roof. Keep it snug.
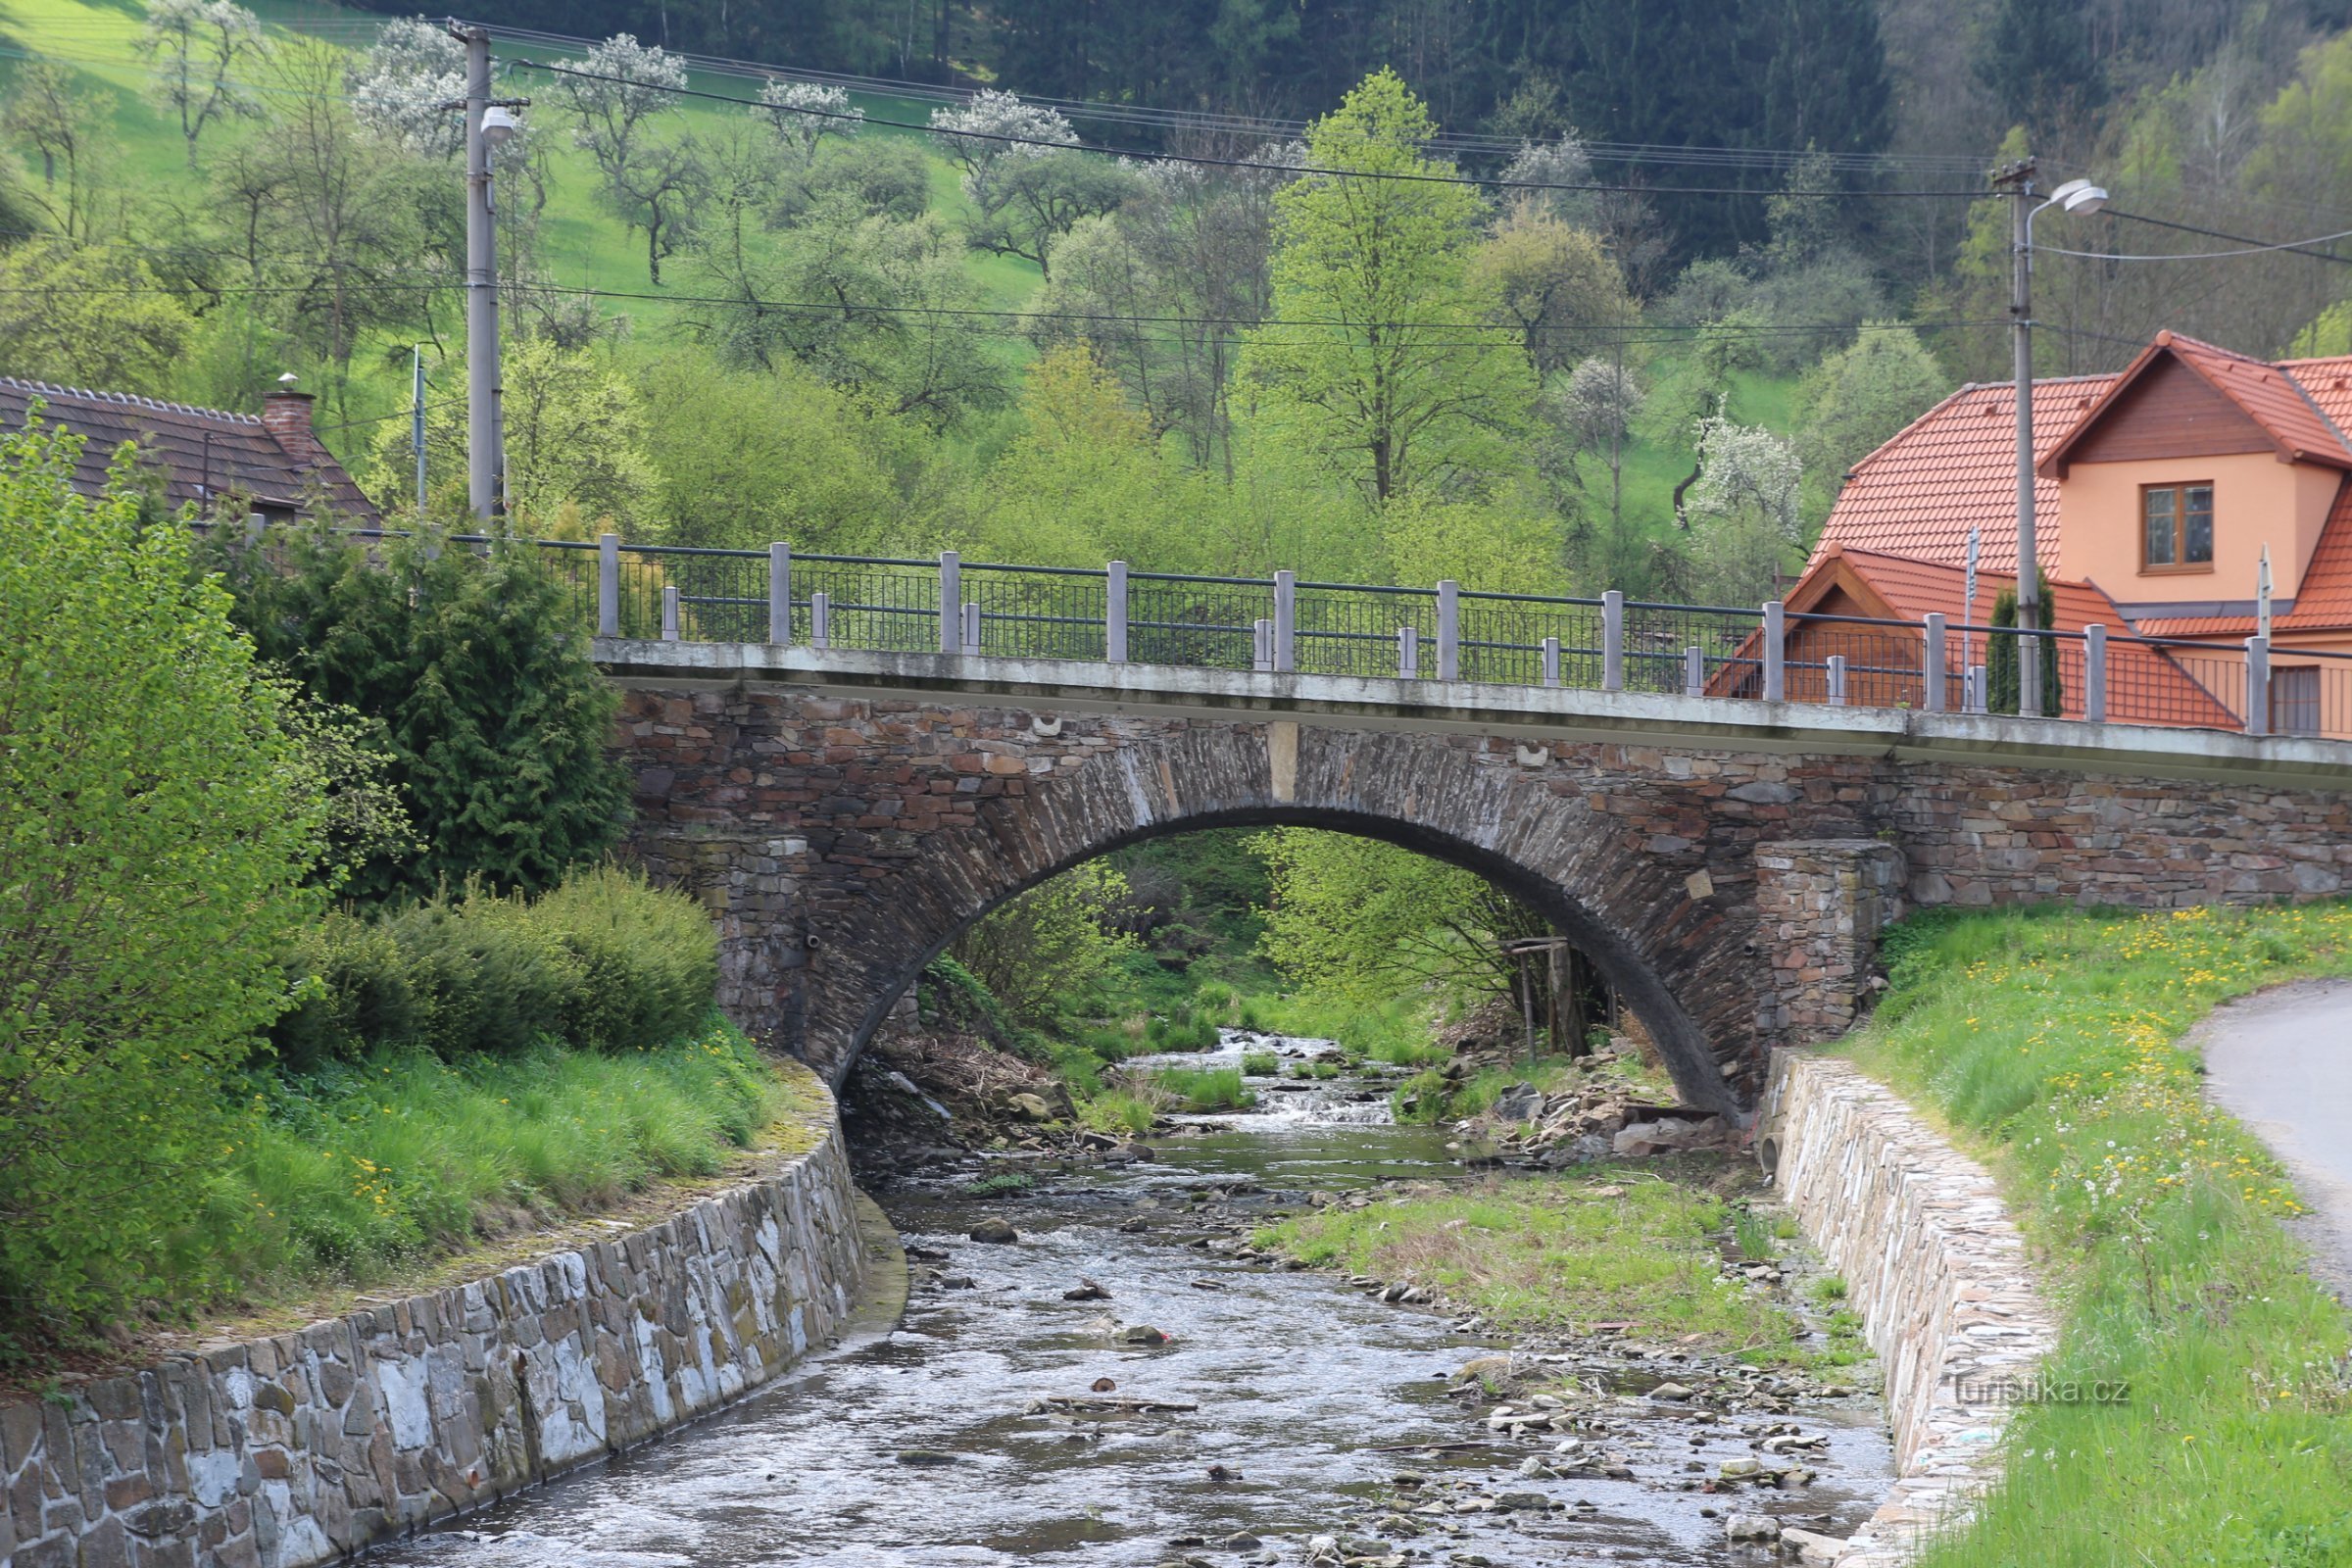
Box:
[2279,475,2352,631]
[0,377,377,521]
[1805,376,2110,576]
[2040,332,2352,477]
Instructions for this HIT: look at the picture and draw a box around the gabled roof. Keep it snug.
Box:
[2038,331,2352,478]
[0,377,376,521]
[1803,376,2109,576]
[1748,546,2244,729]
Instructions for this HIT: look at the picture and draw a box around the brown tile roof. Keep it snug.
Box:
[1804,375,2110,576]
[2040,331,2352,477]
[0,377,377,521]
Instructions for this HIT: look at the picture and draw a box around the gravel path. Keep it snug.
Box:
[2194,978,2352,1298]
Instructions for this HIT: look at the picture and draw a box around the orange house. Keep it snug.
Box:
[1775,330,2352,735]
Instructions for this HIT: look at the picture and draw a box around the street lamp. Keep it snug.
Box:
[1992,160,2108,718]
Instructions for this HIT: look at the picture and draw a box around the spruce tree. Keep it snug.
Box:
[1988,571,2066,718]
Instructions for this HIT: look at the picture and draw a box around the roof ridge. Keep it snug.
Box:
[0,376,264,425]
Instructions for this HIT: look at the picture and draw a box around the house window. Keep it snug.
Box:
[2272,666,2321,737]
[2141,483,2214,571]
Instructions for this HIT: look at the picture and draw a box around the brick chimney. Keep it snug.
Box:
[261,388,331,471]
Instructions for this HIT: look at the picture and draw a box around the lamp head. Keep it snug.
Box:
[2051,177,2109,216]
[481,105,520,147]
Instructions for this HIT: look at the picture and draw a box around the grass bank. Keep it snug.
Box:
[1844,904,2352,1568]
[1254,1164,1804,1360]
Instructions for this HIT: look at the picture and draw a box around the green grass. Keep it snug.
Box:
[1843,904,2352,1568]
[1248,993,1450,1066]
[1730,1204,1776,1261]
[963,1171,1035,1197]
[220,1014,784,1285]
[1144,1004,1219,1053]
[1241,1050,1280,1076]
[1150,1065,1254,1111]
[1076,1088,1160,1137]
[1255,1169,1801,1358]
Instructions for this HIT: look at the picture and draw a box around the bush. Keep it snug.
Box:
[273,870,718,1065]
[1152,1065,1253,1110]
[1242,1051,1280,1076]
[0,419,331,1343]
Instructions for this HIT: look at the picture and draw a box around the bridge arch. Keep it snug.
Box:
[779,720,1772,1114]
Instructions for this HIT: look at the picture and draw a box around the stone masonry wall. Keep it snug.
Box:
[1758,1052,2056,1565]
[0,1070,867,1568]
[611,680,2352,1111]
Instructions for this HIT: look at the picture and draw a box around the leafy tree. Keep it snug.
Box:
[205,524,630,904]
[1252,828,1541,1004]
[2,60,115,242]
[635,353,941,557]
[377,337,660,529]
[1988,571,2066,717]
[1469,200,1638,379]
[346,16,467,158]
[928,90,1132,276]
[1670,415,1804,605]
[135,0,269,170]
[0,237,195,393]
[689,194,1010,425]
[0,416,330,1337]
[979,342,1194,564]
[559,32,687,188]
[1792,325,1949,520]
[1245,71,1538,501]
[951,862,1140,1022]
[758,78,862,186]
[1380,488,1568,593]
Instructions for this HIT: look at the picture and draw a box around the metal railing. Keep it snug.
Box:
[192,518,2352,743]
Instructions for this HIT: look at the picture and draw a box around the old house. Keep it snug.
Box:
[0,378,377,525]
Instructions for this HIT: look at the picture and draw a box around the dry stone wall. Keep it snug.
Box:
[0,1076,867,1568]
[1759,1052,2056,1565]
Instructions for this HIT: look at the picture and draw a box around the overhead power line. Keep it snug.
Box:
[2092,208,2352,269]
[508,58,1991,202]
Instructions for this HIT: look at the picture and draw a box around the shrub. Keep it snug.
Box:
[0,420,332,1343]
[1241,1051,1280,1076]
[273,870,717,1065]
[1152,1065,1253,1110]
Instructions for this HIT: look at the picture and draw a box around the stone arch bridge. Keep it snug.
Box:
[601,640,2352,1116]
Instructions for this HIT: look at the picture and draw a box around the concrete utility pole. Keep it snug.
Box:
[1993,157,2043,717]
[457,24,505,519]
[411,344,427,515]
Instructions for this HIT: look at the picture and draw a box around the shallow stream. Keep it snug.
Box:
[373,1035,1893,1566]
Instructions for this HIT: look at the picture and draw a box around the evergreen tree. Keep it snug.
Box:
[205,525,629,904]
[1988,571,2067,717]
[1975,0,2108,137]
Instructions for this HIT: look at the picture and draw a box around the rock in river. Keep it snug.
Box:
[968,1217,1019,1244]
[1723,1512,1781,1542]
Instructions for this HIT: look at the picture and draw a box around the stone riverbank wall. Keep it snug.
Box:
[1758,1051,2057,1566]
[0,1071,868,1568]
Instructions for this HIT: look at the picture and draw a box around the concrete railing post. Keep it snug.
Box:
[1967,664,1988,713]
[1684,645,1704,698]
[2083,623,2107,723]
[768,542,791,645]
[1398,624,1419,678]
[1106,561,1128,663]
[1437,580,1460,682]
[938,551,960,655]
[1826,653,1847,707]
[1273,569,1296,672]
[2246,635,2271,736]
[810,590,831,650]
[1601,589,1625,693]
[1251,617,1273,672]
[245,510,266,546]
[661,583,681,643]
[1922,613,1946,713]
[1761,602,1786,703]
[597,532,619,637]
[1542,636,1561,688]
[961,600,982,657]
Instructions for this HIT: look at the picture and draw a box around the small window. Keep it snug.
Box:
[2273,666,2320,737]
[2141,483,2215,572]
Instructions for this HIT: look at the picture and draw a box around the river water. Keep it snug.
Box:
[374,1035,1893,1566]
